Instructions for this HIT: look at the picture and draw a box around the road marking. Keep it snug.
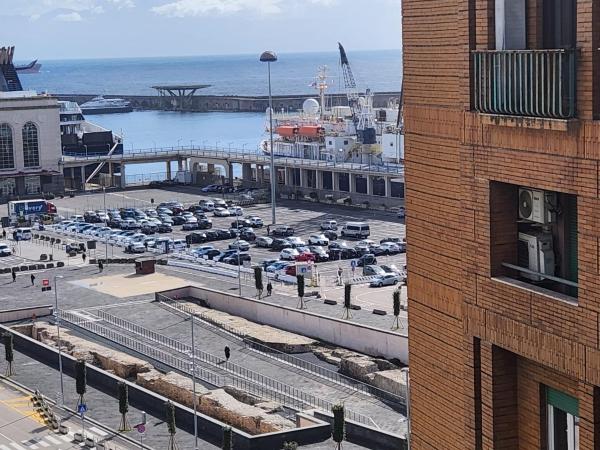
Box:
[37,440,50,448]
[20,441,37,449]
[9,443,27,450]
[43,436,60,445]
[88,427,107,437]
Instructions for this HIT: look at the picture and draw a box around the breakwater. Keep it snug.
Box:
[56,92,401,113]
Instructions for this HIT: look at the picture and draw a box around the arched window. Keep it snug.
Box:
[0,123,14,170]
[22,122,39,167]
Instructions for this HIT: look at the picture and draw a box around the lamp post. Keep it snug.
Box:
[400,367,411,450]
[189,316,199,450]
[54,274,65,406]
[260,50,278,226]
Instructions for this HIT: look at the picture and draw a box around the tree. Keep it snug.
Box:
[392,289,401,330]
[117,382,131,432]
[3,333,14,376]
[75,359,86,406]
[296,275,306,309]
[253,266,264,299]
[165,401,179,450]
[222,426,232,450]
[283,442,298,450]
[342,284,352,320]
[332,404,345,449]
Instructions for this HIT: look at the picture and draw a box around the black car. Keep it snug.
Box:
[182,222,199,231]
[197,219,213,230]
[202,249,222,260]
[194,212,208,220]
[215,229,234,240]
[357,253,377,267]
[329,247,358,260]
[216,249,238,262]
[380,237,401,244]
[108,218,123,228]
[186,232,207,244]
[323,230,338,241]
[172,215,186,225]
[231,219,253,229]
[308,246,329,262]
[369,245,387,256]
[271,226,295,237]
[239,229,256,241]
[223,253,252,265]
[271,238,292,251]
[188,205,204,213]
[157,223,173,233]
[205,230,221,241]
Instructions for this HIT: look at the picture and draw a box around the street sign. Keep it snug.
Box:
[136,424,145,434]
[42,279,49,287]
[77,403,87,414]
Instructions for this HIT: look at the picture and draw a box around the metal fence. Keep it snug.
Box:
[59,309,376,427]
[472,48,577,119]
[160,298,406,405]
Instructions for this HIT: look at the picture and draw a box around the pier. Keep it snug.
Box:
[60,145,405,207]
[56,91,402,113]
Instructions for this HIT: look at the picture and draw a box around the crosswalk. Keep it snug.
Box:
[0,426,108,450]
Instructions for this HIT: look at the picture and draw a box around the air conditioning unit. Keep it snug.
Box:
[518,232,555,281]
[518,188,556,224]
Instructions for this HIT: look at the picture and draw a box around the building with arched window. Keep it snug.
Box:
[0,47,63,198]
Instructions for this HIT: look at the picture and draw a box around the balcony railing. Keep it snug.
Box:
[472,49,576,119]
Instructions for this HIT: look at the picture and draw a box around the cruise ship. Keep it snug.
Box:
[80,96,133,114]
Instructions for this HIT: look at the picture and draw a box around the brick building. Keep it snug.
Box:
[403,0,600,449]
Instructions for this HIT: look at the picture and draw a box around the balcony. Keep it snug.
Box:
[472,49,576,120]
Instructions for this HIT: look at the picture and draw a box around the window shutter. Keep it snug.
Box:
[547,387,579,417]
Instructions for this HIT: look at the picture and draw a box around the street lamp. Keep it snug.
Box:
[188,316,199,450]
[53,274,65,406]
[400,367,411,450]
[260,50,278,226]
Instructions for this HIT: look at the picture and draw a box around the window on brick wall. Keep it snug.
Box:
[490,182,578,299]
[544,386,579,450]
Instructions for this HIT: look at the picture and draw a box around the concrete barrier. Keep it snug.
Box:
[0,305,52,323]
[157,286,408,363]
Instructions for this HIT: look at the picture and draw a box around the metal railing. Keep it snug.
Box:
[158,298,406,405]
[59,309,376,427]
[472,49,576,119]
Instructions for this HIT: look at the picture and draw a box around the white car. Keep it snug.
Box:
[69,215,85,222]
[0,243,12,257]
[200,201,215,212]
[357,239,376,247]
[185,216,198,224]
[214,208,231,217]
[280,248,300,261]
[379,242,400,254]
[286,237,306,248]
[125,242,146,254]
[320,220,338,230]
[172,239,187,251]
[228,206,244,216]
[308,234,329,246]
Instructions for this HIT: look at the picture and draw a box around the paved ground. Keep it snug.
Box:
[0,376,138,450]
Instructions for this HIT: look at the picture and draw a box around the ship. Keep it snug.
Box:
[15,60,42,74]
[80,96,133,115]
[262,48,403,166]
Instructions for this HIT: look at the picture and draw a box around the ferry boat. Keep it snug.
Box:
[80,96,133,115]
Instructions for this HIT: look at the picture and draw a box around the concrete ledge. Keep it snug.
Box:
[0,305,52,323]
[323,299,337,306]
[372,309,387,316]
[479,113,576,132]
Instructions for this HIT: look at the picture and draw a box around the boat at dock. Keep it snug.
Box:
[80,96,133,114]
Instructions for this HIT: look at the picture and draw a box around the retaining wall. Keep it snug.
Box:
[157,286,408,363]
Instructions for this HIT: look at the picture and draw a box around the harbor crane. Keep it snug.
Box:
[338,42,377,145]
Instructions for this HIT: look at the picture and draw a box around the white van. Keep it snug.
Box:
[14,227,32,241]
[341,222,370,239]
[172,239,187,251]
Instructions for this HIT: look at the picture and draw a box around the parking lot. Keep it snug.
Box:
[4,187,406,309]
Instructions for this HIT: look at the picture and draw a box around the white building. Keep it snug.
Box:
[0,91,64,197]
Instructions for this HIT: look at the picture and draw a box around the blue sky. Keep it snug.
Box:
[1,0,402,60]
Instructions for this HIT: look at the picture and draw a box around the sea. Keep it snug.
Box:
[18,50,402,179]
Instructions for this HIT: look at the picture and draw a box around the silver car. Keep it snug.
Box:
[369,273,402,287]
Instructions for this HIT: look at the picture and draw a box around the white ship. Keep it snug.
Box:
[263,44,403,166]
[80,96,133,115]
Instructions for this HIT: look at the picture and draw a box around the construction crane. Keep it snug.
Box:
[338,42,377,145]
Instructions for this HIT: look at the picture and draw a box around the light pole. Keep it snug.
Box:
[103,187,108,266]
[260,50,278,226]
[54,274,65,406]
[189,316,199,450]
[177,138,182,148]
[400,367,411,450]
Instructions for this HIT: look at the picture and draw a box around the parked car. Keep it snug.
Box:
[353,244,371,256]
[357,254,377,267]
[228,240,251,251]
[182,222,199,231]
[214,207,231,217]
[247,216,264,228]
[280,248,300,261]
[157,223,173,233]
[286,236,306,248]
[172,215,187,225]
[308,234,329,246]
[171,239,187,251]
[193,245,215,256]
[362,265,386,276]
[285,265,298,276]
[215,229,235,240]
[231,219,253,229]
[200,249,222,260]
[216,249,238,262]
[255,236,273,248]
[186,232,207,244]
[0,243,12,257]
[308,246,329,262]
[323,230,338,241]
[205,230,221,241]
[196,218,213,230]
[368,245,388,256]
[201,184,220,193]
[228,206,244,216]
[266,261,291,273]
[271,238,292,251]
[320,220,338,230]
[370,273,402,287]
[223,253,252,265]
[239,229,256,241]
[295,251,316,262]
[261,258,279,270]
[379,242,400,255]
[271,225,294,237]
[199,200,215,212]
[380,237,402,244]
[125,242,146,254]
[380,264,405,278]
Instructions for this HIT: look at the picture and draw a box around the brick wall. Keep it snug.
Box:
[404,0,600,448]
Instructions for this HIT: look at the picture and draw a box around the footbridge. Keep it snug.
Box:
[60,145,405,203]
